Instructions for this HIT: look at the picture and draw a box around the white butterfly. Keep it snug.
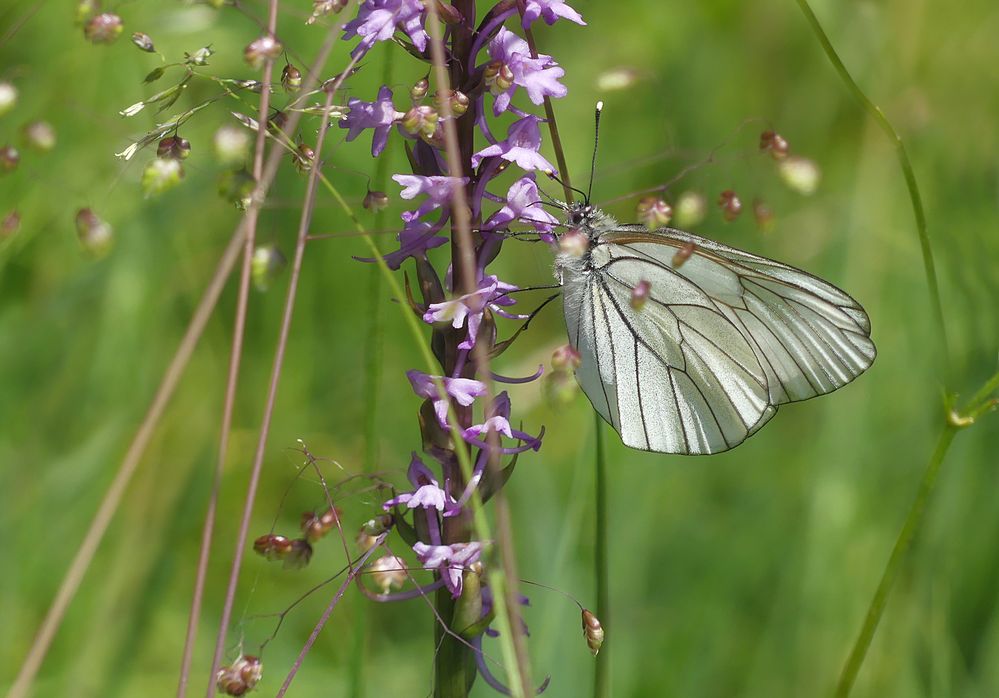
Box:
[555,202,876,455]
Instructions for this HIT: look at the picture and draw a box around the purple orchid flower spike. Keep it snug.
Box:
[484,175,559,233]
[334,0,582,687]
[521,0,586,28]
[462,392,544,454]
[424,275,527,351]
[472,115,555,172]
[407,370,488,428]
[340,86,399,156]
[383,452,459,515]
[342,0,429,59]
[486,28,567,115]
[413,541,484,598]
[386,218,449,269]
[393,174,470,222]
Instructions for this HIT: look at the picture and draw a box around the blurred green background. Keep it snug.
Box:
[2,0,998,696]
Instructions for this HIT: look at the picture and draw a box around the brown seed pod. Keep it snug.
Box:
[671,241,697,269]
[283,538,313,569]
[630,279,652,311]
[759,129,789,160]
[581,609,605,656]
[253,534,292,561]
[717,190,742,222]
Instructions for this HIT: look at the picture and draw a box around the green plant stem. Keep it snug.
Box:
[963,368,999,413]
[834,425,956,697]
[794,0,951,387]
[594,415,610,698]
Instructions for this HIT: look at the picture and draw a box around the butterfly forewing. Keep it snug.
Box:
[560,217,876,455]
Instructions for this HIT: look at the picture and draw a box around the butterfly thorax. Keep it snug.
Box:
[554,203,619,282]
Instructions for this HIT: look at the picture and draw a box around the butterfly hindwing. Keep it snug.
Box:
[564,242,775,455]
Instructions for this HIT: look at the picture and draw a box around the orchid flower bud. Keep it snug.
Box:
[484,60,515,94]
[551,344,582,371]
[410,76,430,102]
[436,89,469,117]
[307,0,349,24]
[401,105,439,140]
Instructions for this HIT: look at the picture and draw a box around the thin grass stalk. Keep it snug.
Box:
[205,33,354,698]
[6,227,246,698]
[593,415,609,698]
[963,369,999,413]
[176,4,280,695]
[275,536,386,698]
[793,0,951,386]
[834,425,956,697]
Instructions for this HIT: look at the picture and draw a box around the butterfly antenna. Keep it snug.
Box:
[544,170,586,204]
[586,101,603,204]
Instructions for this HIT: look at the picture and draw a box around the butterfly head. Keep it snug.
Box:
[566,201,596,228]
